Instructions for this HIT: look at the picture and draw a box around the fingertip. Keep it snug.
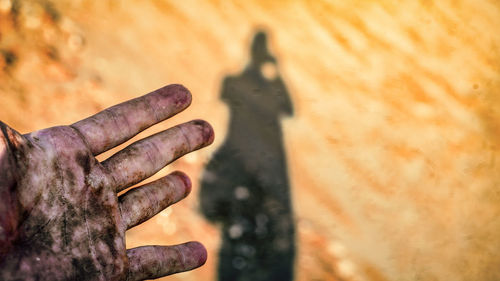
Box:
[185,241,208,267]
[205,123,215,145]
[152,84,193,118]
[165,84,192,108]
[171,170,192,196]
[191,119,215,145]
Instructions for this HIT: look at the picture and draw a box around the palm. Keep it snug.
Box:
[0,85,213,280]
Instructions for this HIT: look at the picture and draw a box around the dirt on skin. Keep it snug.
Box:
[1,1,500,281]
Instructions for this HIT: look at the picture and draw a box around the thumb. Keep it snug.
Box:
[0,121,25,258]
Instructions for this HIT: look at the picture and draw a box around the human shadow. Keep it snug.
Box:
[200,31,295,281]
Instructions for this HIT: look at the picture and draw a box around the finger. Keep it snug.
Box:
[71,84,192,155]
[119,171,191,230]
[102,119,214,192]
[126,242,207,281]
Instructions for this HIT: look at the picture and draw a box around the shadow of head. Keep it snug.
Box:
[222,30,294,118]
[250,31,276,66]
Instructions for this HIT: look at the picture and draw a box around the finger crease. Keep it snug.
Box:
[69,125,92,152]
[146,96,162,123]
[117,200,127,231]
[175,245,187,269]
[101,162,121,192]
[106,108,131,140]
[155,247,164,276]
[143,186,157,217]
[143,141,160,170]
[177,126,192,152]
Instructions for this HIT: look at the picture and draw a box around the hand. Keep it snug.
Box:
[0,85,214,280]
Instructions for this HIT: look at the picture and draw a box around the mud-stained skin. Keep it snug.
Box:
[0,84,213,281]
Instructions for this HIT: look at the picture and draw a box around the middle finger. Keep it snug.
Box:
[102,120,213,192]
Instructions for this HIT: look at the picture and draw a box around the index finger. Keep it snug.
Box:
[71,84,191,155]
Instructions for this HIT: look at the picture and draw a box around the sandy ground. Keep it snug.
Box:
[1,1,500,280]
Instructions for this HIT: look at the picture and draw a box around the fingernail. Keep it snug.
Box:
[191,119,214,145]
[171,171,192,196]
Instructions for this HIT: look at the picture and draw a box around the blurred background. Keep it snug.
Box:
[1,1,500,280]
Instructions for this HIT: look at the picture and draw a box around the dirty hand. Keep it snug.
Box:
[0,85,214,280]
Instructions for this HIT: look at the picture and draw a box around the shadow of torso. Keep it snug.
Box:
[200,32,295,281]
